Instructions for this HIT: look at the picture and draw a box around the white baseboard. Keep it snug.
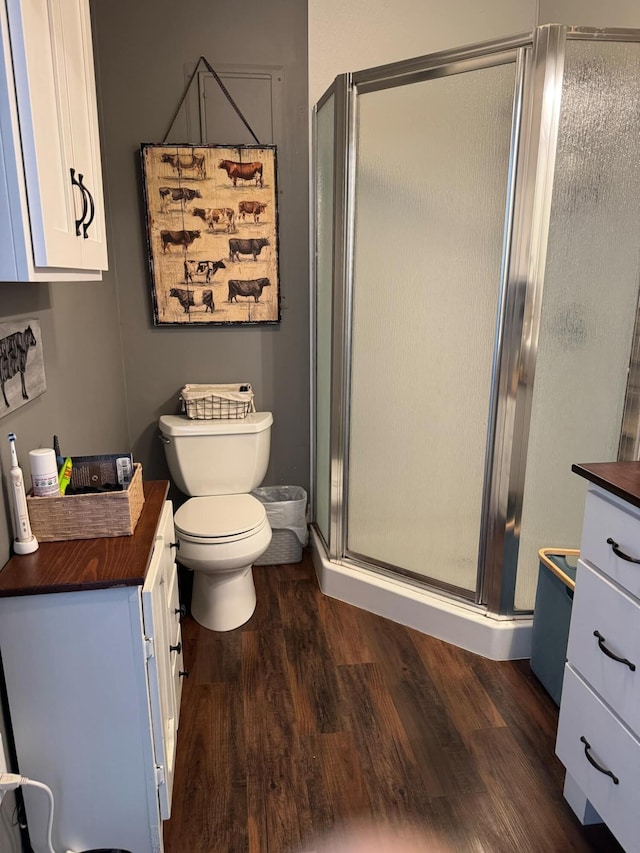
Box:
[310,527,532,661]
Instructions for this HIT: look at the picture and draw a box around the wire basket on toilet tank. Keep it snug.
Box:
[180,383,255,419]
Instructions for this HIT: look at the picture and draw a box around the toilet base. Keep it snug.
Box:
[191,564,257,631]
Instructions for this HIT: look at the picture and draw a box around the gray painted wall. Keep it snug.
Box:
[90,0,310,502]
[0,2,308,846]
[0,286,127,560]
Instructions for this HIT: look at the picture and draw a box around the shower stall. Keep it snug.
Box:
[311,25,640,659]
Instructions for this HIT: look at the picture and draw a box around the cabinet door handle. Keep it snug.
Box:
[580,736,619,784]
[606,537,640,564]
[175,604,186,619]
[170,642,182,654]
[170,540,180,550]
[80,179,95,239]
[70,168,88,237]
[594,630,636,671]
[179,669,190,679]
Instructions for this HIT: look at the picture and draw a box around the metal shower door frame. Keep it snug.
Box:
[311,25,640,618]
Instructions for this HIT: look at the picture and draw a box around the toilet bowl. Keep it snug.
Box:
[159,411,273,632]
[173,494,272,631]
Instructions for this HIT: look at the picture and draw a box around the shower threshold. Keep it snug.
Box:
[310,527,532,661]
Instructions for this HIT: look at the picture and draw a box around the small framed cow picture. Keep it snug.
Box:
[140,143,280,325]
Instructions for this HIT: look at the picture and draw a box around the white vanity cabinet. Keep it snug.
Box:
[556,463,640,853]
[0,0,107,281]
[0,483,181,853]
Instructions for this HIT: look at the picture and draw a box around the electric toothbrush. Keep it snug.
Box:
[8,433,38,555]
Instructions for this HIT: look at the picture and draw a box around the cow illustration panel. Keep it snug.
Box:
[0,319,46,418]
[141,143,280,325]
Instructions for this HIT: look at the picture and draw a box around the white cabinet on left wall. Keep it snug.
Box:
[0,0,107,281]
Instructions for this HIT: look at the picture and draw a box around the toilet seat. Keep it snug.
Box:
[174,494,268,544]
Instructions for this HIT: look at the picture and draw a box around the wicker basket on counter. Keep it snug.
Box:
[26,463,145,542]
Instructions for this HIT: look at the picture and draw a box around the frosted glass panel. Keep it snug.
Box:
[314,95,335,544]
[515,40,640,609]
[347,64,516,591]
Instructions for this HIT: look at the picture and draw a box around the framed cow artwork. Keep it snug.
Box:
[140,143,280,325]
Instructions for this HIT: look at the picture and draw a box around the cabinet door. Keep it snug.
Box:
[6,0,107,272]
[161,502,184,728]
[0,587,162,853]
[142,537,175,821]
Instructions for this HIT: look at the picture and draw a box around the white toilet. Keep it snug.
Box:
[158,412,273,631]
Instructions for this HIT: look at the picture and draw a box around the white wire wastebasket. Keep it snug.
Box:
[251,486,308,565]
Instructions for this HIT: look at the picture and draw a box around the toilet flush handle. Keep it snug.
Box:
[159,433,171,444]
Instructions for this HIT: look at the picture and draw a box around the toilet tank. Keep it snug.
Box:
[159,412,272,496]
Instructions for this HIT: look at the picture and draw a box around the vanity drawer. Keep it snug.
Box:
[556,665,640,853]
[567,560,640,731]
[581,490,640,599]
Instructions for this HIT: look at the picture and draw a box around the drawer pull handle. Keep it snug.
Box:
[580,736,619,785]
[594,630,636,671]
[606,537,640,564]
[169,642,182,654]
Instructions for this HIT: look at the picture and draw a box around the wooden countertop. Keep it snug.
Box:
[572,461,640,511]
[0,480,169,597]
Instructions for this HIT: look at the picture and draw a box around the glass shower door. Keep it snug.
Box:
[513,37,640,610]
[346,58,518,596]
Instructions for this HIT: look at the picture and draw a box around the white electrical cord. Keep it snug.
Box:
[0,773,76,853]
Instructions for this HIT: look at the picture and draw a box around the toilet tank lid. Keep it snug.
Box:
[159,411,273,436]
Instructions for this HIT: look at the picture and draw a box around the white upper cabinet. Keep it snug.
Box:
[0,0,107,281]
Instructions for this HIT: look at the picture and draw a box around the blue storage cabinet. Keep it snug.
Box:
[530,549,579,705]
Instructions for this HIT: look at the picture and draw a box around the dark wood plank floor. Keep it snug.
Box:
[164,552,624,853]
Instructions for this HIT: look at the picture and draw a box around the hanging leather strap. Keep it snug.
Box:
[162,55,261,145]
